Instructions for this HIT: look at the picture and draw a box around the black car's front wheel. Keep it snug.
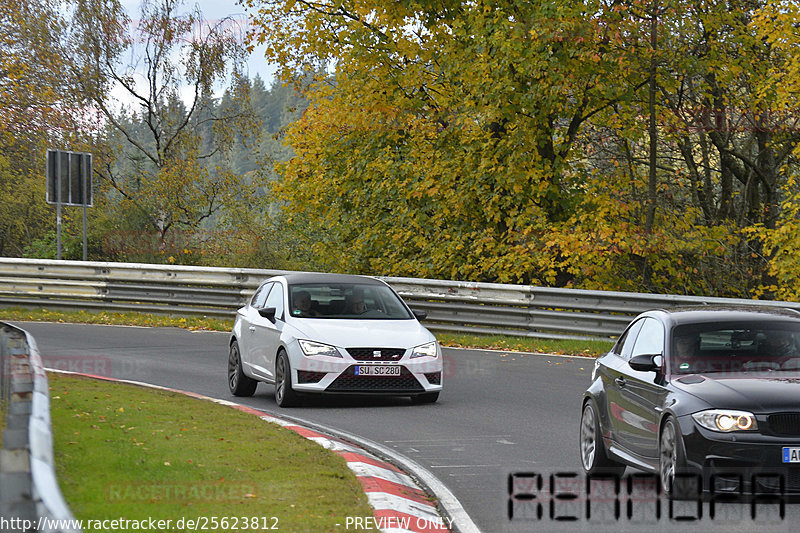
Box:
[580,400,626,476]
[228,341,257,397]
[659,417,696,499]
[275,350,300,407]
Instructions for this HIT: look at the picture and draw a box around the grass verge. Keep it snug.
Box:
[435,332,613,357]
[1,306,612,357]
[0,307,232,331]
[49,373,379,532]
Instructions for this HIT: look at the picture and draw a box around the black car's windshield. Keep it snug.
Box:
[288,283,413,320]
[671,321,800,374]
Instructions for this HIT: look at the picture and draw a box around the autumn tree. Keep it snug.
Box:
[750,0,800,300]
[593,0,800,295]
[245,0,650,283]
[245,0,800,295]
[0,0,97,256]
[70,0,261,248]
[554,0,800,296]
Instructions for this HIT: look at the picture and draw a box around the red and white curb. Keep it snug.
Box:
[262,416,451,533]
[47,370,454,533]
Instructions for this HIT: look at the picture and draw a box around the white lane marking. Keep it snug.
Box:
[396,443,487,449]
[386,435,512,443]
[347,461,418,488]
[365,492,443,522]
[260,415,295,426]
[308,436,361,453]
[429,465,501,469]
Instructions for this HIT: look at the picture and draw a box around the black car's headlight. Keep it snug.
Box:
[298,340,342,358]
[410,341,438,359]
[692,409,758,432]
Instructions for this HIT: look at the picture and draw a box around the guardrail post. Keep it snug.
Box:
[524,288,535,335]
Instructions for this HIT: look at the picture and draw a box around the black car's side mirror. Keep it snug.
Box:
[412,309,428,321]
[629,353,663,372]
[258,307,277,322]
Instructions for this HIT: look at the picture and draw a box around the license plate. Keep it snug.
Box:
[782,447,800,463]
[355,365,400,376]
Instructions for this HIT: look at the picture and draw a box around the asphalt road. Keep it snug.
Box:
[18,322,800,533]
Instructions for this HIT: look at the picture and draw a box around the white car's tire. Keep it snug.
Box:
[228,341,257,397]
[275,350,301,407]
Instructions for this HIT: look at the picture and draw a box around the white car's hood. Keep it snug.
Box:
[289,318,434,349]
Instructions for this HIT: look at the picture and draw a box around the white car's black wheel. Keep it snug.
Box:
[580,400,625,476]
[660,417,695,499]
[228,341,257,397]
[275,350,300,407]
[411,392,439,404]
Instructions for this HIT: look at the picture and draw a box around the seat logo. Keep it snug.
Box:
[373,350,382,358]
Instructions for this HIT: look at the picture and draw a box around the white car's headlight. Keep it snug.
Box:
[298,340,342,358]
[692,409,758,432]
[410,341,438,359]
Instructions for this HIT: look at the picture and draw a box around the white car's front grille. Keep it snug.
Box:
[346,347,405,361]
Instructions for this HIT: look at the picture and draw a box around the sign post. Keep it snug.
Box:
[46,150,93,260]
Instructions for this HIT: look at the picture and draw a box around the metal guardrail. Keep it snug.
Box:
[1,257,799,341]
[0,322,81,532]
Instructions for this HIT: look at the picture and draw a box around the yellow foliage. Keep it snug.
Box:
[244,0,797,296]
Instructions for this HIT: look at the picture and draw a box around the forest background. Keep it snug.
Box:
[2,0,800,301]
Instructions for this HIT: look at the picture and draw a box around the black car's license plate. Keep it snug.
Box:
[355,365,400,376]
[782,447,800,463]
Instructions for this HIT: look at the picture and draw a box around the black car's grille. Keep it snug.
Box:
[327,365,423,393]
[708,468,800,493]
[752,469,800,492]
[788,468,800,491]
[754,473,786,493]
[425,372,441,385]
[297,371,327,384]
[768,413,800,436]
[346,347,405,361]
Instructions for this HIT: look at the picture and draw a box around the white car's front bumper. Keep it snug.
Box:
[288,344,443,395]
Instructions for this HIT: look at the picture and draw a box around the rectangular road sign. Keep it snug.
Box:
[46,149,93,207]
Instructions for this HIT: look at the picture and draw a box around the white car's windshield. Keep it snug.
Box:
[288,283,413,320]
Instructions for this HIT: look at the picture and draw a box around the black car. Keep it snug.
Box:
[580,307,800,497]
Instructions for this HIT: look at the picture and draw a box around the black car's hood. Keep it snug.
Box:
[671,373,800,412]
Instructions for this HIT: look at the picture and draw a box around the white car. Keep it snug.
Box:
[228,273,443,407]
